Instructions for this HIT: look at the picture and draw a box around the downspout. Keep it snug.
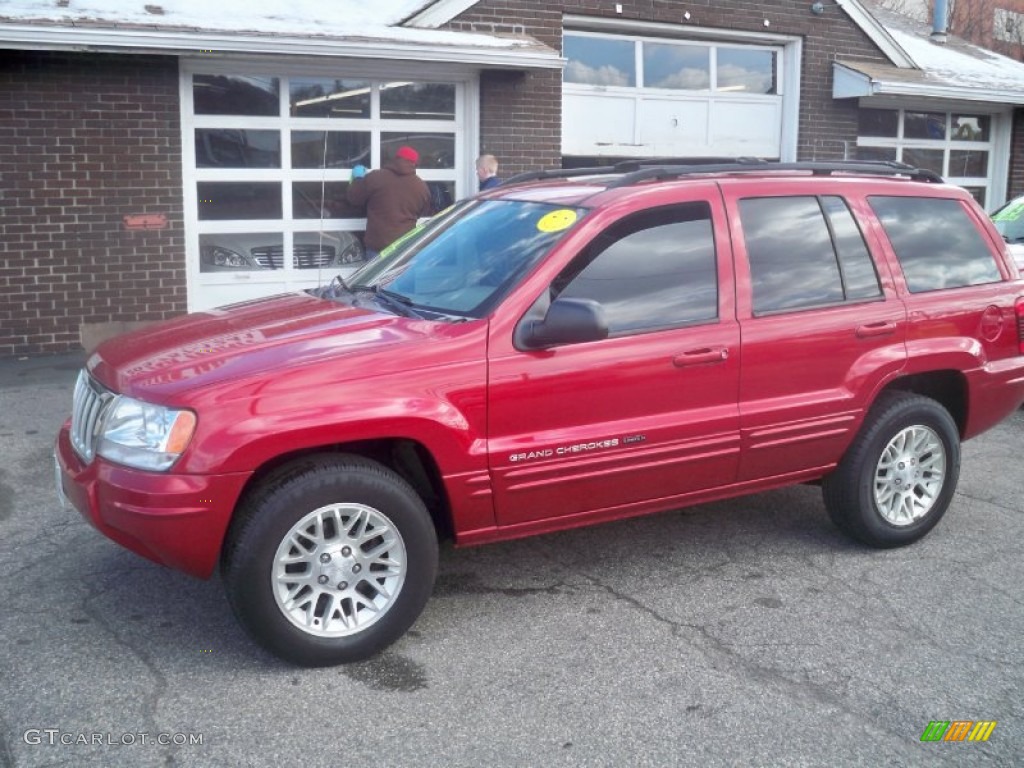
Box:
[931,0,948,42]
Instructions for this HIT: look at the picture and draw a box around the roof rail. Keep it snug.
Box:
[605,159,944,188]
[502,159,944,188]
[502,165,620,185]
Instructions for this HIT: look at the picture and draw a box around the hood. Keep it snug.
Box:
[87,292,438,399]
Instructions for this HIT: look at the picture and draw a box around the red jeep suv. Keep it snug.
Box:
[55,161,1024,666]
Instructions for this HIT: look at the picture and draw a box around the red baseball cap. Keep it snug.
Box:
[395,146,419,164]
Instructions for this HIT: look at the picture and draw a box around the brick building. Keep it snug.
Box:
[3,0,1024,356]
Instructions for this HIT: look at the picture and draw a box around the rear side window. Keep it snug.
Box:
[740,195,882,314]
[553,202,717,335]
[869,196,1001,292]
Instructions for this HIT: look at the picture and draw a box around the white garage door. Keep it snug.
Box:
[563,31,786,160]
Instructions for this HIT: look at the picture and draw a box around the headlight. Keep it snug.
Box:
[97,397,197,471]
[200,245,258,269]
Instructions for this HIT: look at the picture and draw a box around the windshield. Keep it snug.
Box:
[992,198,1024,242]
[349,199,588,318]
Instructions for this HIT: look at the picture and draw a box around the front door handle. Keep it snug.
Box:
[673,347,729,367]
[855,321,897,338]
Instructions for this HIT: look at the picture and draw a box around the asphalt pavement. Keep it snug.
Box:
[1,352,1021,767]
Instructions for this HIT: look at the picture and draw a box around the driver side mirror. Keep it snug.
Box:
[521,297,608,349]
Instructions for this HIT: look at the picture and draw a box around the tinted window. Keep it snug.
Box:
[821,196,882,301]
[554,203,717,335]
[870,196,1001,292]
[741,197,845,313]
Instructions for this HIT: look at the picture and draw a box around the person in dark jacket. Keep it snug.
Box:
[476,153,502,191]
[346,146,431,258]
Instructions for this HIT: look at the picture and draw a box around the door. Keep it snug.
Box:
[486,198,742,527]
[721,185,909,480]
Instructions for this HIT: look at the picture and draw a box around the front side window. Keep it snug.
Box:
[869,196,1001,292]
[552,203,718,335]
[741,196,881,314]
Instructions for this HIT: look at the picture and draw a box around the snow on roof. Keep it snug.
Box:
[0,0,542,52]
[849,0,1024,98]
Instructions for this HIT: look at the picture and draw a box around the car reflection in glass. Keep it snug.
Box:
[990,195,1024,272]
[199,231,366,272]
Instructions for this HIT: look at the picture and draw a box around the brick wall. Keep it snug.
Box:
[451,0,890,175]
[0,51,186,357]
[1011,107,1024,198]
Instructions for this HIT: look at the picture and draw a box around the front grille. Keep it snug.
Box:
[250,245,283,269]
[249,244,338,269]
[70,370,115,463]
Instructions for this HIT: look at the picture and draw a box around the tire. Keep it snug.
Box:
[822,391,961,548]
[222,454,438,666]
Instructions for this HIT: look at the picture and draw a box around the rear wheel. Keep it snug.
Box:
[823,392,960,548]
[223,455,437,666]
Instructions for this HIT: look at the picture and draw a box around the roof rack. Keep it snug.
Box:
[503,159,944,188]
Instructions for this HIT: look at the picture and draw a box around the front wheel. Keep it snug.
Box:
[222,455,438,666]
[822,392,961,548]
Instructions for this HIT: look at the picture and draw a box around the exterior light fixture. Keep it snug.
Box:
[811,1,825,14]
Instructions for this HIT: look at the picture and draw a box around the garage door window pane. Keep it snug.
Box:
[200,233,283,271]
[855,146,897,162]
[380,82,456,120]
[905,111,946,140]
[381,132,455,169]
[292,131,371,169]
[293,182,363,219]
[858,108,898,138]
[564,35,636,87]
[948,149,988,177]
[195,129,280,168]
[197,182,281,221]
[644,43,709,90]
[902,147,944,175]
[290,78,370,118]
[953,114,990,141]
[716,48,776,94]
[193,74,279,116]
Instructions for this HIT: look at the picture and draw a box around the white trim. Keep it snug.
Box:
[564,13,803,45]
[405,0,480,29]
[833,0,915,67]
[0,24,562,70]
[833,62,1024,105]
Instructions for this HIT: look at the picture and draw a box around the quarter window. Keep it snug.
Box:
[553,203,718,335]
[741,196,881,314]
[868,196,1001,292]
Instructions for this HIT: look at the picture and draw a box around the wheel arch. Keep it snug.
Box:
[875,369,967,436]
[227,438,454,553]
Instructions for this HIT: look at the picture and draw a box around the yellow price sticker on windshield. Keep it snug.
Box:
[537,209,577,233]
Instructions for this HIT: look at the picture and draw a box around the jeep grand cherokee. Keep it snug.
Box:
[56,160,1024,666]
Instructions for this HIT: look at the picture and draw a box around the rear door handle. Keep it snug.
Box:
[673,347,729,367]
[855,321,897,338]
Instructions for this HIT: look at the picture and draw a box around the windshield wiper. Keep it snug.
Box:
[364,285,426,319]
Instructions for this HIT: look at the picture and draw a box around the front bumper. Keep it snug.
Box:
[55,423,252,579]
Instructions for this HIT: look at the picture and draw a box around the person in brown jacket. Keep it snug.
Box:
[346,145,431,259]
